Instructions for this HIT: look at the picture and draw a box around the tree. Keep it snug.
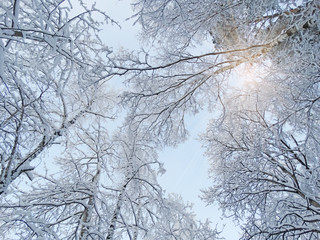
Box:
[0,1,219,239]
[0,116,218,239]
[148,194,218,240]
[115,0,320,238]
[0,0,114,195]
[201,80,320,239]
[2,0,319,239]
[116,0,319,146]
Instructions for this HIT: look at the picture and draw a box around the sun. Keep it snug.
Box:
[230,59,272,90]
[235,62,263,87]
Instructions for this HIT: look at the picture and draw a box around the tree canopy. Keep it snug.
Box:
[122,0,320,238]
[1,0,320,239]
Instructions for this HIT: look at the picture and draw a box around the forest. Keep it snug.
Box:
[0,0,320,239]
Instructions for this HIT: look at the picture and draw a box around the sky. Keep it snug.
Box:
[158,111,242,239]
[89,0,241,239]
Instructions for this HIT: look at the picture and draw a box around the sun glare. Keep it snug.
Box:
[229,59,273,90]
[234,62,264,88]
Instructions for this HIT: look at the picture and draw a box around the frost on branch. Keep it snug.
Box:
[0,0,114,195]
[117,0,320,149]
[0,120,218,239]
[120,0,320,238]
[201,66,320,238]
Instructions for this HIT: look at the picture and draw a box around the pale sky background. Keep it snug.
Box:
[92,1,241,239]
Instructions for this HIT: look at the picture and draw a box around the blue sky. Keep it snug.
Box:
[158,110,241,239]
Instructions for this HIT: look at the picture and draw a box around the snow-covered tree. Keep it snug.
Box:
[147,194,218,240]
[0,0,114,195]
[117,0,319,145]
[0,117,217,239]
[2,0,320,238]
[116,0,320,238]
[201,79,320,239]
[0,1,219,239]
